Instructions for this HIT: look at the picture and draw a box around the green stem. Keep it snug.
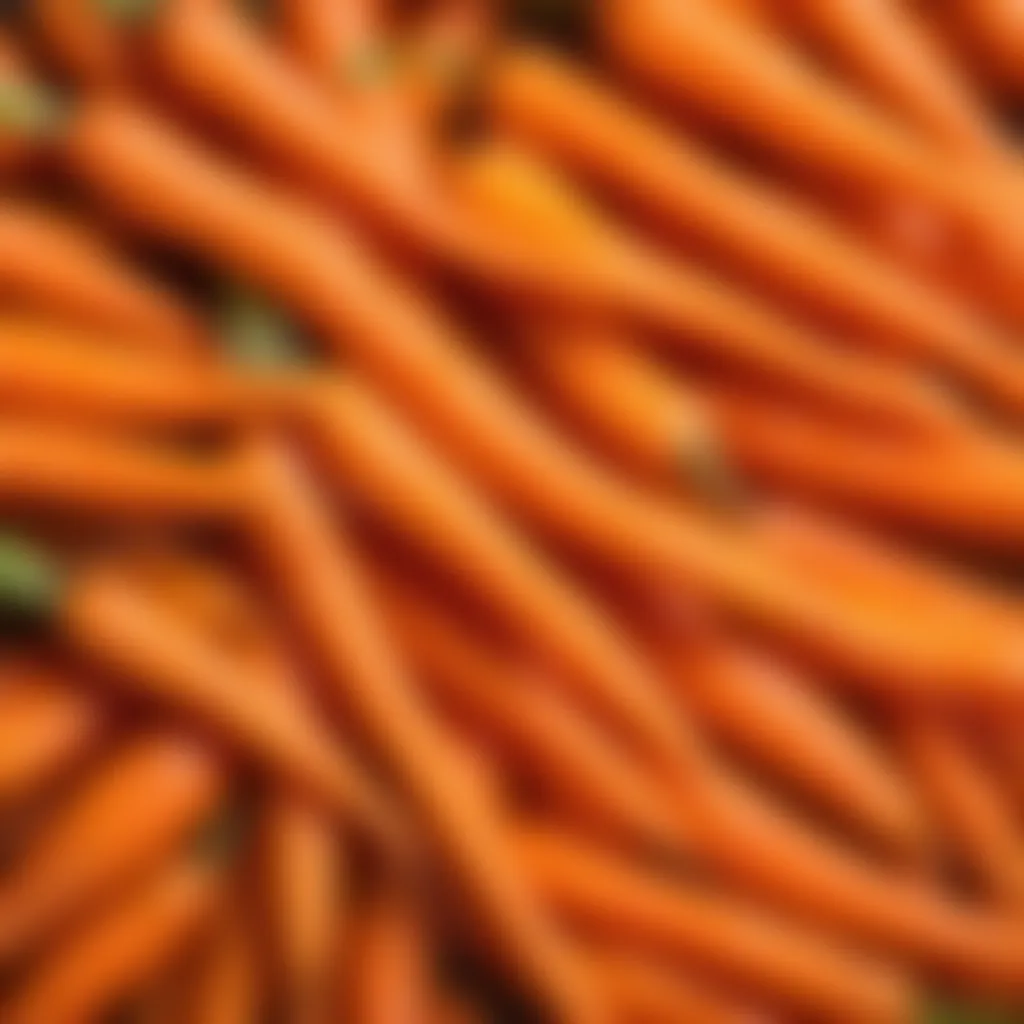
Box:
[677,432,749,513]
[94,0,164,25]
[0,535,63,631]
[0,83,68,139]
[218,284,310,370]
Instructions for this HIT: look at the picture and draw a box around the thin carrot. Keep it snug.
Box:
[1,856,224,1024]
[0,204,207,352]
[372,564,683,851]
[189,903,260,1024]
[0,536,406,856]
[239,437,604,1024]
[57,97,1024,705]
[0,732,225,966]
[0,655,107,809]
[345,875,430,1024]
[789,0,1002,156]
[0,420,238,522]
[937,0,1024,102]
[515,823,914,1024]
[28,0,132,87]
[485,48,1024,418]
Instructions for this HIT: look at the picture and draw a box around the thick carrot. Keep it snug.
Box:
[653,633,926,860]
[897,721,1024,909]
[28,0,132,87]
[0,656,107,809]
[789,0,1001,156]
[239,438,604,1024]
[0,420,238,522]
[486,48,1024,417]
[0,319,285,429]
[0,538,407,856]
[345,877,430,1024]
[594,949,763,1024]
[189,904,260,1024]
[516,824,914,1023]
[58,98,1024,705]
[372,565,683,851]
[0,733,224,966]
[0,205,206,352]
[597,0,1017,249]
[1,857,223,1024]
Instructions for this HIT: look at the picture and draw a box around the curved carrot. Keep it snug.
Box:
[486,47,1024,417]
[897,721,1024,909]
[0,205,207,352]
[516,824,914,1023]
[189,904,260,1024]
[0,420,238,522]
[345,877,430,1024]
[2,858,223,1024]
[239,438,604,1024]
[373,565,683,851]
[653,634,926,861]
[0,732,224,966]
[0,319,291,429]
[0,656,107,809]
[58,98,1024,705]
[28,0,132,87]
[789,0,1001,156]
[0,539,407,856]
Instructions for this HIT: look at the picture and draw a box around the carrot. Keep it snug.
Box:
[0,733,224,966]
[239,437,604,1024]
[452,141,960,436]
[789,0,1002,157]
[28,0,133,87]
[938,0,1024,101]
[0,420,238,522]
[0,319,290,429]
[594,949,763,1024]
[57,98,1024,706]
[372,564,683,851]
[1,856,223,1024]
[705,389,1024,553]
[653,633,926,861]
[596,0,1017,251]
[485,48,1024,417]
[0,205,207,352]
[346,876,430,1024]
[0,656,107,809]
[515,823,914,1023]
[189,903,260,1024]
[896,721,1024,909]
[0,536,406,857]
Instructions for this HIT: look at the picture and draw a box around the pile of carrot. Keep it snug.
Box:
[2,0,1024,1019]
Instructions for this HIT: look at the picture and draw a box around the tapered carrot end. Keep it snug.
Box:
[0,535,63,631]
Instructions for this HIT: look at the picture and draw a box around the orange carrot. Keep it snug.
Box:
[516,823,914,1023]
[485,49,1024,418]
[2,857,223,1024]
[0,205,207,351]
[789,0,1001,156]
[0,733,225,966]
[0,656,107,809]
[239,438,604,1024]
[58,99,1024,706]
[653,633,926,860]
[189,903,260,1024]
[0,420,238,522]
[373,565,682,851]
[938,0,1024,102]
[29,0,133,87]
[897,721,1024,909]
[0,319,288,429]
[346,877,430,1024]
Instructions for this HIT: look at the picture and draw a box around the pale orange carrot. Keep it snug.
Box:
[0,733,225,966]
[239,438,604,1024]
[2,858,223,1024]
[0,205,207,351]
[516,824,914,1023]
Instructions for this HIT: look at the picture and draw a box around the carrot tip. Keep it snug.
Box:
[0,535,63,630]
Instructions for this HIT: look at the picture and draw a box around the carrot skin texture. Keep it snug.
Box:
[189,906,261,1024]
[1,859,222,1024]
[241,439,605,1024]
